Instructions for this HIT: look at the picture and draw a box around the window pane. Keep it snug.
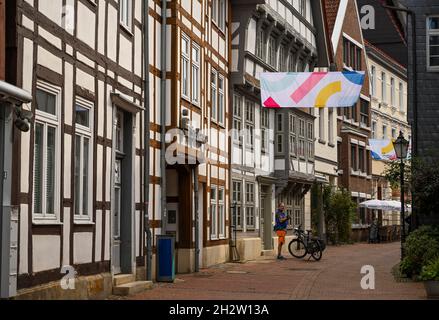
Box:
[429,17,439,30]
[34,123,44,214]
[75,135,81,215]
[431,57,439,66]
[430,35,439,45]
[46,126,56,214]
[36,89,56,115]
[75,105,90,127]
[83,137,89,216]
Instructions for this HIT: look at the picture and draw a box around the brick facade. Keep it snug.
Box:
[333,0,373,223]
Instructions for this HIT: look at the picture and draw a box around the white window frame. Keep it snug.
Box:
[245,182,255,230]
[256,29,265,60]
[328,109,334,144]
[381,72,387,103]
[371,66,376,97]
[211,69,217,122]
[233,94,243,144]
[181,34,190,100]
[390,77,395,106]
[261,107,269,152]
[382,124,387,140]
[210,185,218,240]
[212,0,226,32]
[268,35,276,67]
[427,16,439,71]
[33,82,61,223]
[232,180,242,230]
[218,187,225,239]
[191,43,200,105]
[319,108,325,141]
[120,0,132,31]
[218,74,225,125]
[74,97,94,222]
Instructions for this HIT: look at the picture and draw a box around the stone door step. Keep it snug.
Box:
[113,274,135,287]
[113,281,154,296]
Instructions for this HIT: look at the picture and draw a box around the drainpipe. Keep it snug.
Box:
[142,0,152,281]
[194,167,199,272]
[160,0,167,233]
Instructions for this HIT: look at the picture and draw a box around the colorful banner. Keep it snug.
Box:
[369,139,397,161]
[369,138,412,161]
[260,71,366,108]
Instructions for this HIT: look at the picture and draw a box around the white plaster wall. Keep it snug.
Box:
[32,235,60,273]
[77,2,96,48]
[73,233,93,264]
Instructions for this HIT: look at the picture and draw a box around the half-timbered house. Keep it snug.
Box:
[5,0,149,299]
[230,0,330,259]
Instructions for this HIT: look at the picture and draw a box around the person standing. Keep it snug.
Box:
[274,203,289,260]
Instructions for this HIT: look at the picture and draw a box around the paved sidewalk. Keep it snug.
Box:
[124,242,426,300]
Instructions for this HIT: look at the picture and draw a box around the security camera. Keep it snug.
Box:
[14,106,34,132]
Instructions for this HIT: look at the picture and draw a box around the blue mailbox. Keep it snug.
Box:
[156,235,176,282]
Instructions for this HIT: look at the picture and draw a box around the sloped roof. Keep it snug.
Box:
[323,0,341,37]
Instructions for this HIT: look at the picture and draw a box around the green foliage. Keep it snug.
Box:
[323,187,357,244]
[384,157,439,218]
[420,258,439,281]
[411,160,439,217]
[400,226,439,277]
[383,158,412,190]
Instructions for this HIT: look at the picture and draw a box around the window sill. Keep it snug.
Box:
[74,220,95,225]
[32,220,63,226]
[119,23,133,38]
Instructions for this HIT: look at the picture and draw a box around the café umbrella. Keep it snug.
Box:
[359,199,411,212]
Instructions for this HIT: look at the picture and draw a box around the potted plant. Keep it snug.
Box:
[420,258,439,298]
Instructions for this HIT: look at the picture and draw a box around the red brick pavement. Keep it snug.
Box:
[124,242,426,300]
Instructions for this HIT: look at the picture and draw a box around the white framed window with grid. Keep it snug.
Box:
[74,97,94,222]
[181,34,190,99]
[233,94,243,144]
[261,107,269,152]
[210,186,218,239]
[211,69,217,121]
[245,100,254,148]
[245,182,255,229]
[427,16,439,71]
[212,0,226,31]
[33,82,61,222]
[218,75,225,125]
[232,181,242,230]
[192,43,200,104]
[218,187,225,238]
[120,0,132,31]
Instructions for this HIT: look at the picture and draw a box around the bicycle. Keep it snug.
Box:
[288,225,324,261]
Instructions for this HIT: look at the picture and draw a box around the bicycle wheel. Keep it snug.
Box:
[288,239,307,258]
[310,240,323,261]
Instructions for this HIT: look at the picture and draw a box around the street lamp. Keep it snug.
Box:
[393,131,410,260]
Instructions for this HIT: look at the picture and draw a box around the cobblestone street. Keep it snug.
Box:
[124,242,426,300]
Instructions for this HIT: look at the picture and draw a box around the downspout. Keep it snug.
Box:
[142,0,152,281]
[194,167,199,272]
[160,0,167,233]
